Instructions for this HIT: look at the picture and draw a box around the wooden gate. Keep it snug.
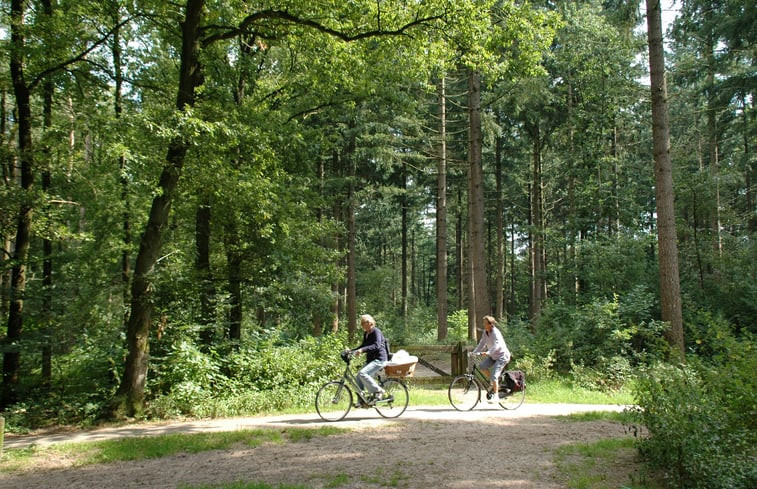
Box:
[397,342,469,378]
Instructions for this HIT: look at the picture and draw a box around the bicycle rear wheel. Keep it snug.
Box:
[374,378,409,418]
[315,381,353,421]
[498,384,526,410]
[448,375,480,411]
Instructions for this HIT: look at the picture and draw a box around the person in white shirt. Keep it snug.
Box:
[472,315,511,400]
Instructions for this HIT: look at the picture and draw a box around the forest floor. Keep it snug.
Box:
[1,402,645,489]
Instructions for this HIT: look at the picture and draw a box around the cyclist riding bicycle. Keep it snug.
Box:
[472,315,511,401]
[346,314,389,401]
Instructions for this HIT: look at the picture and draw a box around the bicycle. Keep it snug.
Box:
[448,352,526,411]
[315,350,409,421]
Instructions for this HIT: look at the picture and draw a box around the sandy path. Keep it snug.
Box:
[1,403,633,489]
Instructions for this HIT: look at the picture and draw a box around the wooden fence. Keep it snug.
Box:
[397,342,471,378]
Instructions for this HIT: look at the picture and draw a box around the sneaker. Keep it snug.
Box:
[372,391,385,401]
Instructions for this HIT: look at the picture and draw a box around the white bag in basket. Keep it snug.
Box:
[387,349,418,365]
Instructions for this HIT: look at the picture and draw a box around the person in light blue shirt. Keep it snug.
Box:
[472,315,511,399]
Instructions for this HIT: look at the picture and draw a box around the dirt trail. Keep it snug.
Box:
[1,403,634,489]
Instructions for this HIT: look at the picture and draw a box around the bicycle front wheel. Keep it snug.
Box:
[448,375,480,411]
[498,384,526,410]
[374,378,409,418]
[315,381,353,421]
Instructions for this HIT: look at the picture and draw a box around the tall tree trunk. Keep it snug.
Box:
[196,198,215,346]
[567,82,579,302]
[401,161,408,327]
[1,90,12,322]
[41,62,53,388]
[3,0,34,409]
[225,224,243,343]
[611,124,621,234]
[39,0,55,388]
[494,116,505,321]
[528,122,545,320]
[346,140,357,343]
[112,11,131,331]
[329,151,342,333]
[704,19,722,257]
[509,217,516,317]
[456,187,464,312]
[110,0,205,418]
[743,95,754,233]
[467,70,490,340]
[646,0,685,355]
[436,77,448,340]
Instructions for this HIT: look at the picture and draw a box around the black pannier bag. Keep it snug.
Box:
[503,370,525,392]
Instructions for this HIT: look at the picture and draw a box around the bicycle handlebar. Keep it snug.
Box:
[340,349,355,363]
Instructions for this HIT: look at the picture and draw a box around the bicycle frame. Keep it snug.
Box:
[447,352,525,411]
[467,356,497,393]
[335,358,375,406]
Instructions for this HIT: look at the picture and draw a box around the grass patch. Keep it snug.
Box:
[406,384,449,405]
[1,426,347,474]
[554,437,665,489]
[556,409,637,424]
[408,377,633,406]
[525,378,634,405]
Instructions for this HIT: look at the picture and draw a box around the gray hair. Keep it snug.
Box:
[360,314,376,327]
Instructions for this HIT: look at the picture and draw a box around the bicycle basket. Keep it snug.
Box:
[384,361,417,377]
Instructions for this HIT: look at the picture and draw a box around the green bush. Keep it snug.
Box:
[630,333,756,489]
[144,331,348,418]
[530,296,668,387]
[446,309,469,343]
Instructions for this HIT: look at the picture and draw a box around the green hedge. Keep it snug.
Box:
[630,333,756,489]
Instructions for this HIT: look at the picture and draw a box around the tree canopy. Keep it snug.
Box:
[0,0,754,422]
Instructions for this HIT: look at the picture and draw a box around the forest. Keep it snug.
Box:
[0,1,754,487]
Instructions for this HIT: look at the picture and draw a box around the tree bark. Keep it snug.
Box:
[41,66,53,388]
[528,122,545,321]
[110,0,205,418]
[225,225,243,343]
[436,77,448,340]
[3,0,34,409]
[0,90,11,322]
[467,70,490,340]
[196,199,215,346]
[495,115,505,321]
[346,137,357,343]
[646,0,685,355]
[401,161,408,326]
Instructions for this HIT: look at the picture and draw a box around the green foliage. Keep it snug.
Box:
[531,296,669,388]
[526,378,634,405]
[554,437,663,489]
[1,0,753,445]
[2,338,121,431]
[447,309,470,343]
[501,319,557,383]
[144,332,348,419]
[630,333,757,489]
